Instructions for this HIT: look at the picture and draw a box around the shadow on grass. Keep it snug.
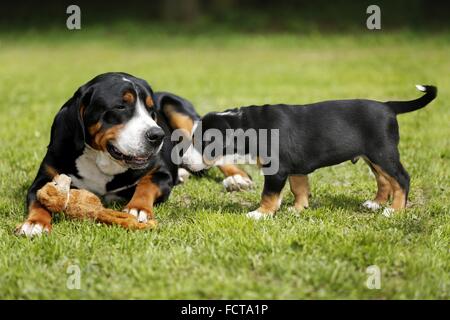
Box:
[310,193,363,212]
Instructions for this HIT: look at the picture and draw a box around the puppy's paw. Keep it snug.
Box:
[177,168,191,184]
[382,208,394,217]
[15,221,50,237]
[223,174,253,192]
[246,210,273,220]
[123,207,150,223]
[362,200,382,211]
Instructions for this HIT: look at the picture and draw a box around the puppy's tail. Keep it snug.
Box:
[386,85,437,115]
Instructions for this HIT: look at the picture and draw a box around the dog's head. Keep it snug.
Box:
[57,72,164,169]
[180,111,234,172]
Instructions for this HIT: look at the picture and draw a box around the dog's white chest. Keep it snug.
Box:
[70,146,128,195]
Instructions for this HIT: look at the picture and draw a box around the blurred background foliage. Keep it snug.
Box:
[1,0,448,33]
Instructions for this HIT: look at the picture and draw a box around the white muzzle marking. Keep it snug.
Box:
[114,98,161,156]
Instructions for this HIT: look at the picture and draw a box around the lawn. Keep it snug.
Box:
[0,27,449,299]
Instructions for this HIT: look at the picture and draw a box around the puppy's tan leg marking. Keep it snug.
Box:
[370,161,392,202]
[364,161,406,216]
[247,193,281,220]
[289,175,310,211]
[383,171,407,213]
[362,160,393,211]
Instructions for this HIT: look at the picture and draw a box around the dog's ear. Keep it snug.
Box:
[48,83,94,154]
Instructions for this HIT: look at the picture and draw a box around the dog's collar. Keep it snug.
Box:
[105,182,139,195]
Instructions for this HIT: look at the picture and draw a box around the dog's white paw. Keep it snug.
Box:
[362,200,381,211]
[123,208,148,223]
[382,208,394,217]
[16,222,50,237]
[246,210,272,220]
[223,174,253,192]
[178,168,191,184]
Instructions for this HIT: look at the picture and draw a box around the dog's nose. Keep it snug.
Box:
[145,127,164,144]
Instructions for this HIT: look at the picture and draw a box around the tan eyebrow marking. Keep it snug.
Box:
[123,91,135,104]
[145,96,154,108]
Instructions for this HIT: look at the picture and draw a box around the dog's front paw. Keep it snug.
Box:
[223,174,253,192]
[362,200,382,211]
[246,210,273,220]
[177,168,191,184]
[15,221,51,237]
[123,207,151,223]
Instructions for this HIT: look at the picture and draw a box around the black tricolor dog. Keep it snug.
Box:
[181,85,437,218]
[16,72,252,236]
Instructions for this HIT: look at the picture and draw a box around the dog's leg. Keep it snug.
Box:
[247,174,287,220]
[16,163,55,236]
[366,152,410,217]
[219,164,253,192]
[16,201,52,237]
[288,175,310,211]
[177,168,191,183]
[381,162,410,217]
[124,172,167,223]
[362,160,392,211]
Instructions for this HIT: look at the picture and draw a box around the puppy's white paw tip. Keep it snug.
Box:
[382,208,395,217]
[246,210,272,220]
[362,200,381,211]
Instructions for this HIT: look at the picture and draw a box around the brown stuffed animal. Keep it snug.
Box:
[36,174,156,230]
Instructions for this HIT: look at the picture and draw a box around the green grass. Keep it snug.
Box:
[0,29,449,299]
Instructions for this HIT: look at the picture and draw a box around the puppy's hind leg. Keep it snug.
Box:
[365,151,410,216]
[247,174,287,220]
[381,161,410,217]
[289,175,310,212]
[362,159,392,211]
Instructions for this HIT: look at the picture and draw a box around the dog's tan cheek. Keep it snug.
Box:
[89,123,124,151]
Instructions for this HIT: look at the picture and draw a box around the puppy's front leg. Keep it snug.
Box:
[247,174,287,220]
[219,164,253,192]
[124,173,163,223]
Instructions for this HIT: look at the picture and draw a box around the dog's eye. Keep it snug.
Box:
[114,105,126,111]
[150,110,157,120]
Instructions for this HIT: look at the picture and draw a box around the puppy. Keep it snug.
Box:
[180,85,437,218]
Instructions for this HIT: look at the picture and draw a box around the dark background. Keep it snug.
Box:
[1,0,449,32]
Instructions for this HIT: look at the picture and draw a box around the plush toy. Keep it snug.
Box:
[36,174,156,230]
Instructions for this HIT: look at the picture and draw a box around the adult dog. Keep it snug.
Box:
[16,72,252,236]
